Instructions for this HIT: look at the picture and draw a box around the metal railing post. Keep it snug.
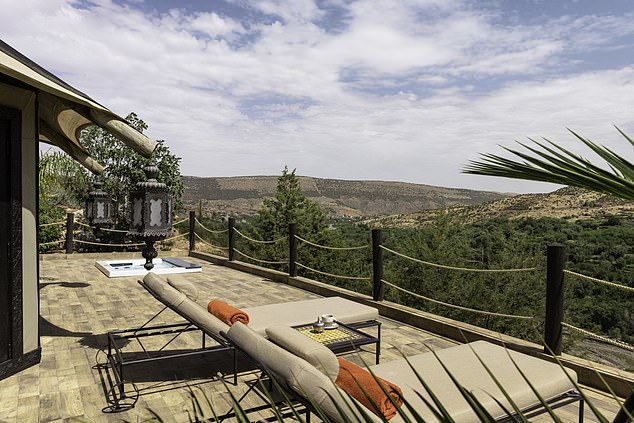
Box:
[228,217,235,261]
[372,228,384,301]
[545,244,566,355]
[65,212,74,254]
[289,223,297,277]
[189,211,195,252]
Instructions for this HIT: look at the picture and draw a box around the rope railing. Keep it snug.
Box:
[295,235,369,251]
[233,228,285,245]
[295,262,372,281]
[97,227,130,233]
[40,239,64,247]
[75,221,129,233]
[173,218,188,226]
[72,231,187,248]
[382,279,538,321]
[380,245,537,273]
[194,218,228,234]
[564,270,634,293]
[194,232,229,250]
[77,219,189,233]
[39,221,65,228]
[74,239,145,247]
[234,249,286,265]
[562,322,634,352]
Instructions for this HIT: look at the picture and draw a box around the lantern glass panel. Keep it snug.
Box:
[97,202,105,219]
[149,198,162,226]
[133,197,143,227]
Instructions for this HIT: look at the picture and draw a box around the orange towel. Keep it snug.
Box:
[335,358,403,420]
[207,300,250,326]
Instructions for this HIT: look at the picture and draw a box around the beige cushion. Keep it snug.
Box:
[143,272,186,308]
[370,341,578,423]
[167,274,199,301]
[142,272,228,338]
[266,325,339,382]
[227,322,381,423]
[244,297,378,335]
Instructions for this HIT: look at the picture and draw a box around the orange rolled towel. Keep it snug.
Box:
[207,299,250,326]
[335,358,403,420]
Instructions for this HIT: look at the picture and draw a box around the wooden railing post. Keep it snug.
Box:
[189,211,195,252]
[545,244,566,355]
[289,223,297,277]
[65,212,74,254]
[228,217,235,261]
[372,228,384,301]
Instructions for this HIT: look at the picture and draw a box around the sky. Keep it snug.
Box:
[2,0,634,193]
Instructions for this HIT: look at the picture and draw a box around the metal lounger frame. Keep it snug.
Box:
[103,281,236,411]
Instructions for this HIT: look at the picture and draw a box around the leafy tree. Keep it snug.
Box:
[38,150,89,250]
[79,112,184,227]
[39,149,89,210]
[256,166,327,239]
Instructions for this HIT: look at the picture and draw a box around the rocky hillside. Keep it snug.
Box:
[363,186,634,227]
[182,175,510,217]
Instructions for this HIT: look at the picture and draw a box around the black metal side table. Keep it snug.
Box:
[293,321,380,364]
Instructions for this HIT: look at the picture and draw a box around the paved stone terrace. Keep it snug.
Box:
[0,255,623,422]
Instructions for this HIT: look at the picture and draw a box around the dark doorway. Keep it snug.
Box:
[0,106,20,364]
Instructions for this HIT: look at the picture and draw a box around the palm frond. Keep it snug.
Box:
[463,129,634,201]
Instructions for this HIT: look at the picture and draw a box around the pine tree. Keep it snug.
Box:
[256,166,327,239]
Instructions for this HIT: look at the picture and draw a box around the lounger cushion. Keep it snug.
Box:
[227,322,382,423]
[266,325,339,382]
[369,341,577,423]
[144,272,186,307]
[244,297,378,335]
[143,273,228,338]
[167,274,199,301]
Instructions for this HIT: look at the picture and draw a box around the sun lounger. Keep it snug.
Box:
[226,322,584,423]
[139,272,380,337]
[103,272,380,411]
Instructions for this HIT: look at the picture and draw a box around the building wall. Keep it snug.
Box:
[0,81,40,373]
[20,88,38,353]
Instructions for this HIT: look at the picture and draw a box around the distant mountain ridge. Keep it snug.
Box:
[362,186,634,228]
[182,175,511,217]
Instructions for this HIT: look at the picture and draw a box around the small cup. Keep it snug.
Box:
[312,318,325,333]
[321,314,336,326]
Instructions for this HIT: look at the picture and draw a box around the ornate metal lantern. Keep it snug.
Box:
[128,160,173,270]
[85,178,114,227]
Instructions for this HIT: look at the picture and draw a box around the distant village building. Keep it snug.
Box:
[0,40,156,380]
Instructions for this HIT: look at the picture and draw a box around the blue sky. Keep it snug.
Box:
[2,0,634,193]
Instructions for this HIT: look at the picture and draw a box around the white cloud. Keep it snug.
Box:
[188,12,245,38]
[1,0,633,194]
[252,0,325,23]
